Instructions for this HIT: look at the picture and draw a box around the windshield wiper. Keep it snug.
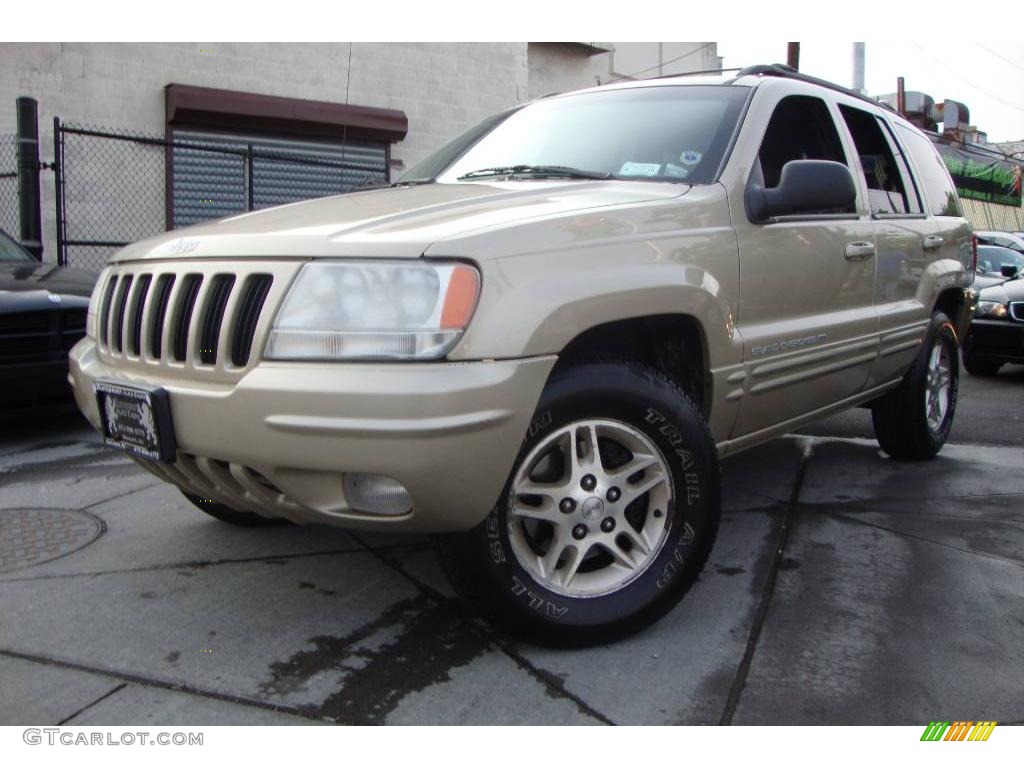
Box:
[458,164,612,181]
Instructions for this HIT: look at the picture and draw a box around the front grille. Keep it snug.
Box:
[1010,302,1024,323]
[232,275,274,367]
[128,274,152,356]
[199,275,235,365]
[62,309,87,353]
[98,275,118,347]
[0,309,86,364]
[110,275,133,353]
[148,274,175,359]
[171,275,203,362]
[62,309,87,332]
[96,262,287,376]
[0,313,49,334]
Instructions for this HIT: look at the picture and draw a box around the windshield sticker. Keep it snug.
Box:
[619,162,662,177]
[680,150,703,166]
[664,164,690,179]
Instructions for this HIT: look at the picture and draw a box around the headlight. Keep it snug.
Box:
[975,300,1008,319]
[265,261,480,361]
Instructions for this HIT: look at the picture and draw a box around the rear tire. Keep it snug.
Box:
[182,492,287,526]
[437,360,720,647]
[871,311,959,460]
[961,351,1001,377]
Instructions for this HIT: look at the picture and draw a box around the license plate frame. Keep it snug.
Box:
[94,380,177,463]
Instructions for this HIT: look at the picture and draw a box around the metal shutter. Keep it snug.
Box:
[172,131,388,228]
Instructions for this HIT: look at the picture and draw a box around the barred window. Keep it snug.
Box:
[170,131,388,228]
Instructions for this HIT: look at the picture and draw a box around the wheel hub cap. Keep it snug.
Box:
[507,418,674,598]
[580,497,605,522]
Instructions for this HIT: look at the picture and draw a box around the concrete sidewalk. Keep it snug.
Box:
[1,418,1022,725]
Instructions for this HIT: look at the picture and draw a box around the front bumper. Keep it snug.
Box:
[70,338,555,531]
[1,359,76,411]
[963,318,1024,364]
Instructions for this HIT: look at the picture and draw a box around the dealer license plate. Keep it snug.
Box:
[94,381,177,462]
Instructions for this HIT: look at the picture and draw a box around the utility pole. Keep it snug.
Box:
[852,42,865,93]
[786,42,800,71]
[16,96,43,260]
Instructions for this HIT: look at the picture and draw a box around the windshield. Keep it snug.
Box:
[0,230,33,262]
[977,245,1024,274]
[414,85,748,185]
[399,109,518,183]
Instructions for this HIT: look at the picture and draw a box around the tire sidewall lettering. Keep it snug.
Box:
[488,394,711,624]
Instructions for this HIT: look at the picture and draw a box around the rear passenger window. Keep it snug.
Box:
[896,124,964,217]
[839,105,922,215]
[756,96,848,189]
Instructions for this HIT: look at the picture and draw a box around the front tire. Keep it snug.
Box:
[962,351,1001,377]
[871,311,959,460]
[182,492,287,526]
[438,361,720,647]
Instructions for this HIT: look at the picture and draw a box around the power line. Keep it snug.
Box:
[611,42,716,82]
[911,43,1024,113]
[976,43,1024,74]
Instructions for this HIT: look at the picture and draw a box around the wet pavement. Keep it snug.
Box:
[1,370,1022,725]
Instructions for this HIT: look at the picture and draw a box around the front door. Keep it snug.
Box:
[732,93,878,437]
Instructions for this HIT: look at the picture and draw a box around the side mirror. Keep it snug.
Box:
[746,160,857,223]
[1001,264,1020,278]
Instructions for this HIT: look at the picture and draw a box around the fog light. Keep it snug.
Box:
[343,473,412,516]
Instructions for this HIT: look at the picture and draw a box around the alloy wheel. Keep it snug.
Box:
[924,337,952,432]
[507,419,674,598]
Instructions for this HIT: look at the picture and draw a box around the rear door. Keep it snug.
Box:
[834,102,936,387]
[897,122,974,303]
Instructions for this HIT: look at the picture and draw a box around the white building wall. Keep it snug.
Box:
[0,42,719,265]
[0,42,530,263]
[528,42,721,100]
[610,42,722,80]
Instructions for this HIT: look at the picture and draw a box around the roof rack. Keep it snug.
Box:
[650,66,743,80]
[731,63,895,112]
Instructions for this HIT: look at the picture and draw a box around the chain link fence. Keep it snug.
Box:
[56,122,389,272]
[0,135,18,238]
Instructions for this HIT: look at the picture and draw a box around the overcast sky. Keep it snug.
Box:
[718,41,1024,145]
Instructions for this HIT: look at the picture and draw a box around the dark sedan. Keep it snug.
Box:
[0,230,96,413]
[976,244,1024,280]
[962,270,1024,376]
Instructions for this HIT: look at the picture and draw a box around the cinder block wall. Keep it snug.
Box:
[0,42,530,263]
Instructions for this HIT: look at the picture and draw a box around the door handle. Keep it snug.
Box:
[922,235,944,251]
[844,241,875,261]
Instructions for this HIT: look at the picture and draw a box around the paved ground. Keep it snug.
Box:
[1,367,1022,725]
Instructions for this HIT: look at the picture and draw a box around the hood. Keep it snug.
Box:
[973,273,1006,291]
[111,180,690,263]
[0,262,95,312]
[977,275,1024,305]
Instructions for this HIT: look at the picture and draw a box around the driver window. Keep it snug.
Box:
[757,95,848,188]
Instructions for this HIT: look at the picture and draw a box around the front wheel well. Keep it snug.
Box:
[934,288,965,336]
[551,315,709,416]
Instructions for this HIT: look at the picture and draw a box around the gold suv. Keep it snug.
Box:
[71,65,974,644]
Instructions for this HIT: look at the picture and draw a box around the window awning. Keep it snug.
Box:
[165,83,408,144]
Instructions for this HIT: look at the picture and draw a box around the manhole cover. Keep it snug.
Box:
[0,508,104,573]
